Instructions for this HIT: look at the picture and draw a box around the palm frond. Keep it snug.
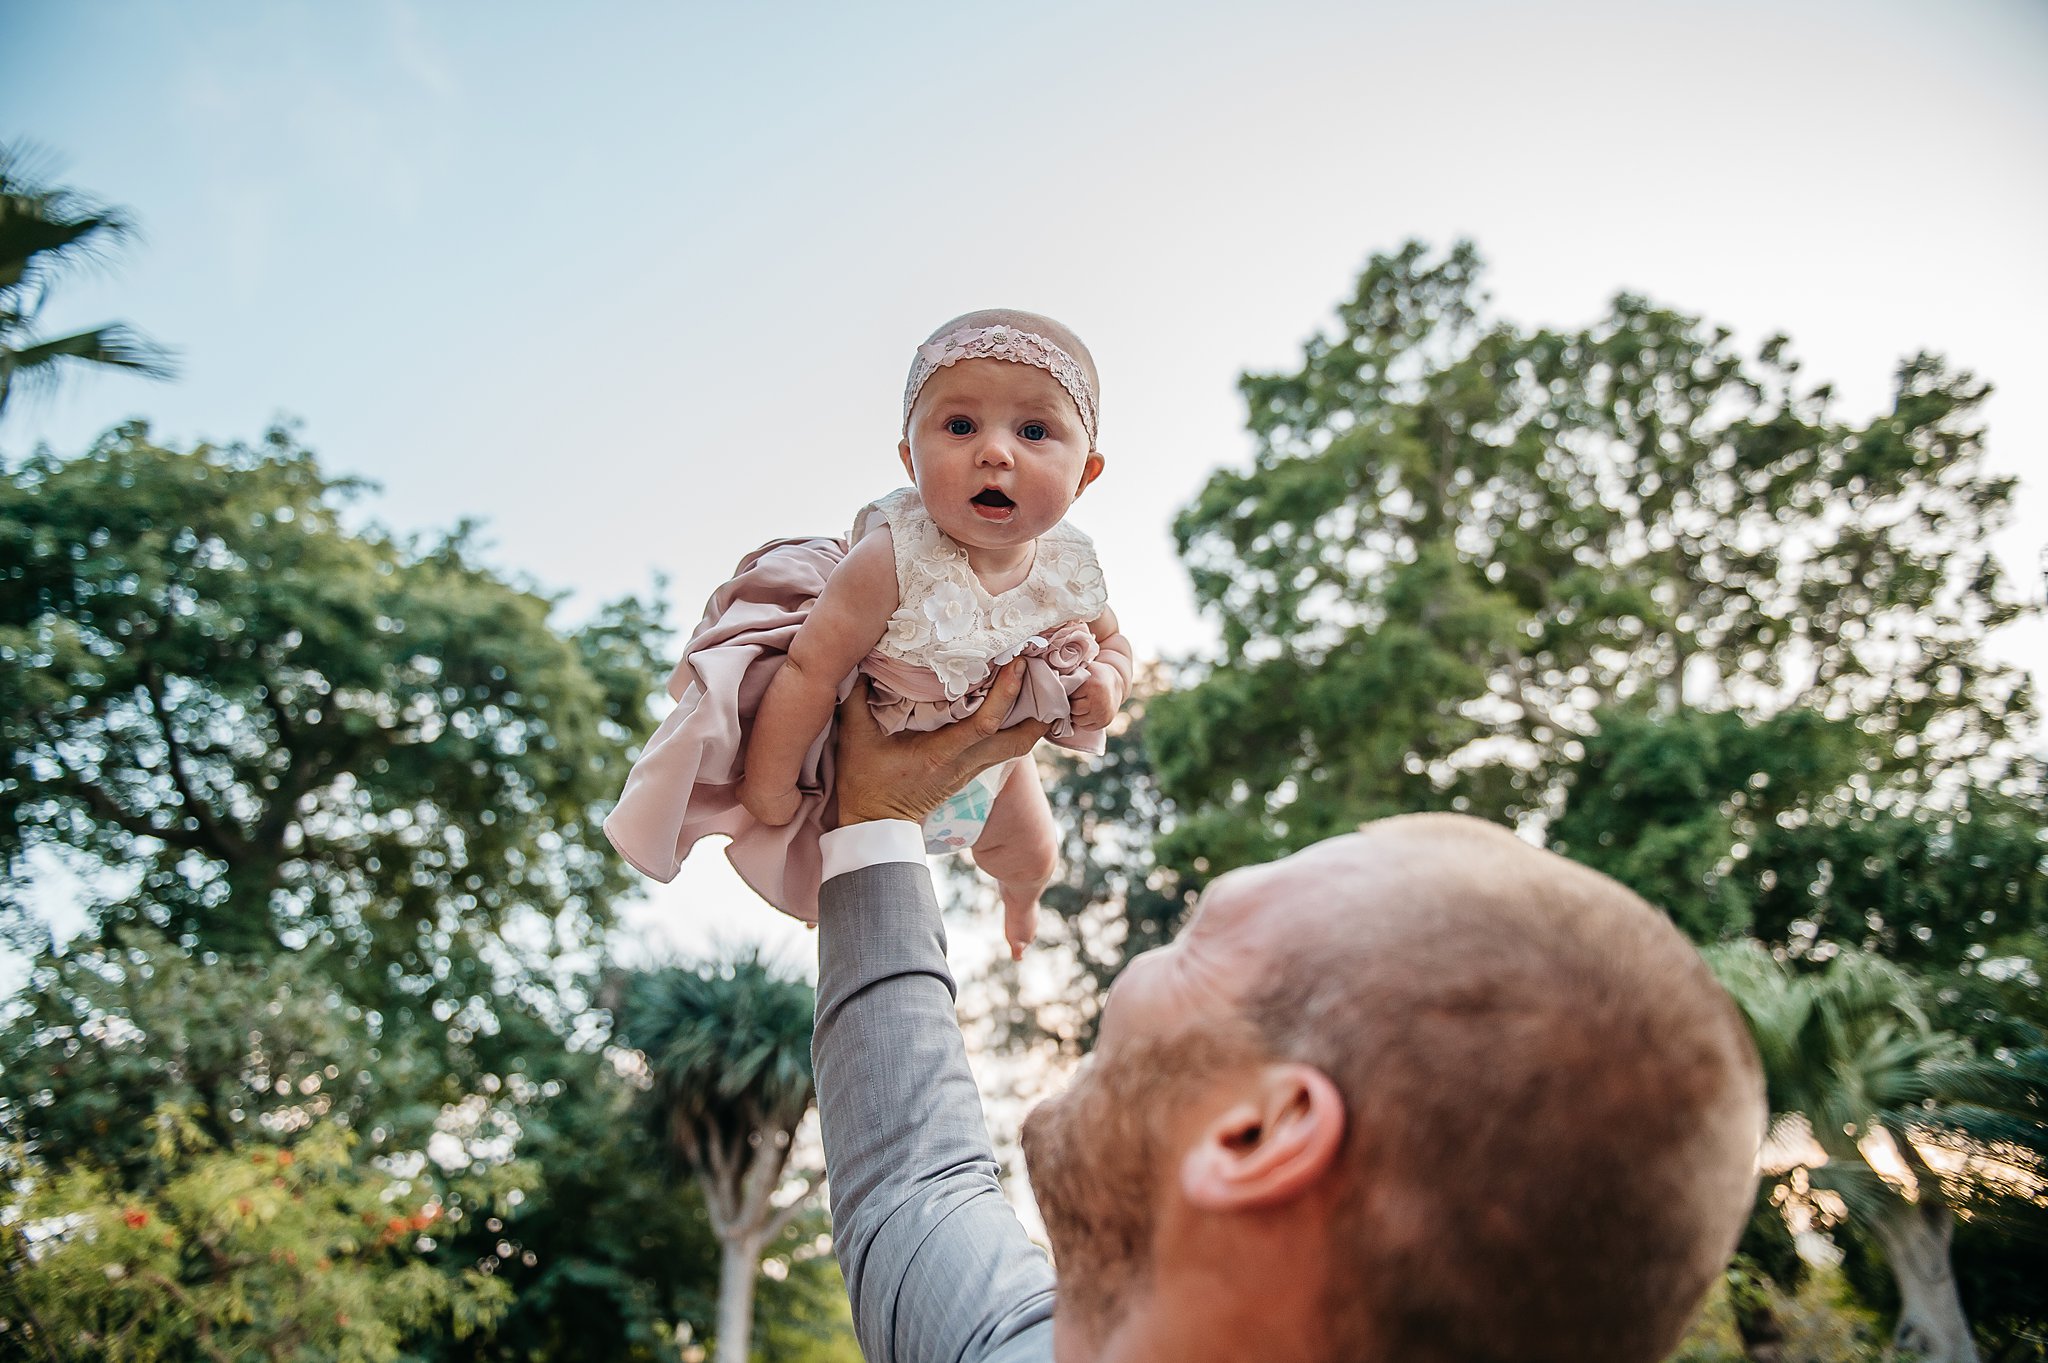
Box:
[0,141,138,303]
[1808,1158,1908,1228]
[1922,1046,2048,1116]
[610,952,817,1174]
[0,324,178,415]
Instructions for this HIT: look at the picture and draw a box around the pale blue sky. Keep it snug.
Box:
[6,0,2046,969]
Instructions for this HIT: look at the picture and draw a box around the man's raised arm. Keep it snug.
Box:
[811,670,1055,1363]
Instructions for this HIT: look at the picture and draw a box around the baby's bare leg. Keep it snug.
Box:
[970,757,1059,961]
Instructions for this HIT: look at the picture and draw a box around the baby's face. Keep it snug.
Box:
[899,358,1103,554]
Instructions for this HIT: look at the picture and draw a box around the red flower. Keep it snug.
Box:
[276,1150,294,1166]
[122,1209,148,1229]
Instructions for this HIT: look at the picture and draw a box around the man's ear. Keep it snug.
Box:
[899,439,915,482]
[1075,450,1105,496]
[1179,1064,1345,1212]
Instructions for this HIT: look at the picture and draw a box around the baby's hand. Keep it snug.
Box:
[1069,661,1127,731]
[740,776,802,828]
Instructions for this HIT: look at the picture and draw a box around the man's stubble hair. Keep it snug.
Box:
[1020,1031,1242,1331]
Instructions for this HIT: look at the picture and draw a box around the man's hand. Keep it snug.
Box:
[834,660,1050,827]
[1068,659,1127,731]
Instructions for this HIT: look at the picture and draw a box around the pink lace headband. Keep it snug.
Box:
[902,325,1100,446]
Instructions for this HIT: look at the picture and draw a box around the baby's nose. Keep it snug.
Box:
[977,436,1015,466]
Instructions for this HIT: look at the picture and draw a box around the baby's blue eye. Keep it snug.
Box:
[1021,422,1048,441]
[947,417,974,436]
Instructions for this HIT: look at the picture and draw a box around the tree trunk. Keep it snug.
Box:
[1869,1201,1978,1363]
[714,1233,762,1363]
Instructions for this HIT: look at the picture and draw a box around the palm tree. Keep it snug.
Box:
[0,143,175,418]
[1708,943,1995,1362]
[609,954,822,1363]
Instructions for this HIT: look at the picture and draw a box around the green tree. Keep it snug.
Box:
[1709,944,2048,1363]
[0,950,525,1361]
[0,422,668,1037]
[0,144,174,417]
[609,956,823,1363]
[1153,240,2034,884]
[1022,247,2038,1063]
[0,422,721,1361]
[1551,704,2047,1053]
[1548,708,2046,969]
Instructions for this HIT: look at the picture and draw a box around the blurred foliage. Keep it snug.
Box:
[744,1219,865,1363]
[1552,704,2047,1061]
[1670,1263,1885,1363]
[0,949,528,1361]
[1728,1182,1811,1358]
[610,955,821,1363]
[1706,942,2043,1361]
[972,701,1189,1056]
[0,424,866,1358]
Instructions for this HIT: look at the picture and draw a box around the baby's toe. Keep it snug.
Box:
[1004,901,1041,960]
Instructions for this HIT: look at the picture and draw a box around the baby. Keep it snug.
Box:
[604,309,1132,958]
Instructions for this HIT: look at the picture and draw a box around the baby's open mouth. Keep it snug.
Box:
[971,488,1015,509]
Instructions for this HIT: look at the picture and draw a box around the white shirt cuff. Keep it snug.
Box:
[819,819,927,882]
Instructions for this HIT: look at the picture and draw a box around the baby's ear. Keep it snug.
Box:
[898,439,915,482]
[1075,451,1104,496]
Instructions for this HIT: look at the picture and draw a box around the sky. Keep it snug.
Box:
[5,0,2046,977]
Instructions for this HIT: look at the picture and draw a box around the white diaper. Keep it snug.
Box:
[921,757,1016,854]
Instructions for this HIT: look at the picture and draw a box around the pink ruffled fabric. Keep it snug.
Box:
[602,536,1106,923]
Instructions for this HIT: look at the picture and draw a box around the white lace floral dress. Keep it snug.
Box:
[603,487,1111,923]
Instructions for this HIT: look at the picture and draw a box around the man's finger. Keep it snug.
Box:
[960,718,1051,773]
[931,660,1029,760]
[973,658,1028,732]
[838,675,878,733]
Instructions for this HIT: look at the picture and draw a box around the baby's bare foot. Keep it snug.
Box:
[1001,891,1041,962]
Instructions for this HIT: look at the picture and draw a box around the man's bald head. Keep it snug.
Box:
[1230,814,1765,1362]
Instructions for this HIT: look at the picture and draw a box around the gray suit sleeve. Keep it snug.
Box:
[813,860,1055,1363]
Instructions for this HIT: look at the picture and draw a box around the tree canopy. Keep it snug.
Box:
[1,422,668,1024]
[0,422,735,1361]
[1151,240,2034,884]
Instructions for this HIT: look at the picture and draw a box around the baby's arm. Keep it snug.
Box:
[1070,605,1134,731]
[739,531,899,826]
